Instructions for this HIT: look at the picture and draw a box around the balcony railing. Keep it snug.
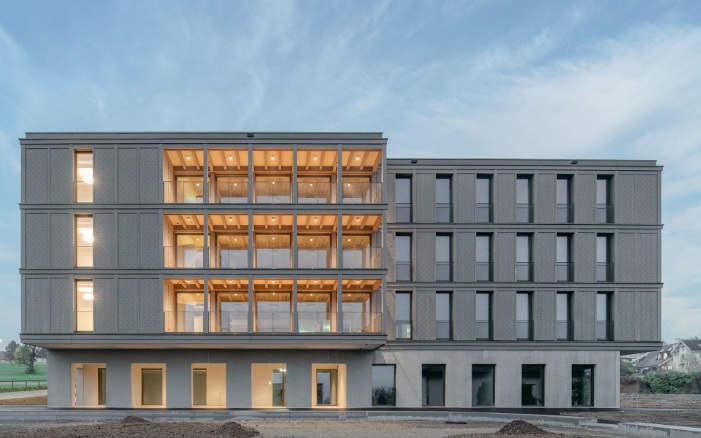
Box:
[342,182,382,204]
[556,320,574,341]
[75,246,94,267]
[476,203,493,223]
[215,248,249,269]
[254,182,292,204]
[297,182,333,204]
[516,262,533,282]
[556,204,574,223]
[556,262,574,282]
[596,262,614,282]
[395,203,412,222]
[165,311,205,333]
[210,311,249,333]
[164,181,204,203]
[342,312,382,334]
[394,262,412,281]
[436,321,452,340]
[394,320,412,339]
[255,249,292,269]
[516,320,533,340]
[435,203,452,223]
[435,262,452,281]
[343,247,382,269]
[475,320,492,340]
[164,246,204,268]
[214,181,248,203]
[255,311,292,332]
[516,203,533,223]
[596,204,614,223]
[596,320,614,341]
[476,262,493,282]
[297,311,334,333]
[298,248,335,269]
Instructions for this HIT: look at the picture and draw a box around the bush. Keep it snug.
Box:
[621,361,637,377]
[641,372,701,394]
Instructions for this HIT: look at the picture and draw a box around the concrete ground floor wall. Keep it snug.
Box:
[47,347,619,409]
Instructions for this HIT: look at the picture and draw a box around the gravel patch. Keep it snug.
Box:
[497,421,552,435]
[211,422,260,437]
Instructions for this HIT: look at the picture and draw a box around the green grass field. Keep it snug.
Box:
[0,361,48,383]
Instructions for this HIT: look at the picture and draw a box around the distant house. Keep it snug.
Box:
[633,339,701,374]
[633,344,674,374]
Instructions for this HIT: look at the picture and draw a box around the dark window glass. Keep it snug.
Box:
[556,234,572,282]
[596,292,613,340]
[395,292,412,339]
[516,234,532,281]
[596,235,612,282]
[596,177,613,223]
[436,292,452,340]
[472,365,495,406]
[596,178,610,204]
[395,176,412,222]
[475,292,492,340]
[516,292,532,340]
[556,177,573,223]
[422,364,445,407]
[395,234,412,281]
[572,365,594,407]
[556,292,572,340]
[476,176,492,222]
[476,234,492,281]
[435,234,452,281]
[436,176,452,223]
[556,177,570,204]
[516,176,533,223]
[522,365,545,406]
[372,365,396,406]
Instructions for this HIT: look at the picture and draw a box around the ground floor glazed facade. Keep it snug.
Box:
[47,347,619,409]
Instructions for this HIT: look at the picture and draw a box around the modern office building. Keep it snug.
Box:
[19,132,662,409]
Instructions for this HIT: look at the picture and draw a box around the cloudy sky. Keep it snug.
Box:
[1,0,700,347]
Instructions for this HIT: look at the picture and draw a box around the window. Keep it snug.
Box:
[141,368,164,406]
[556,234,573,282]
[472,365,495,406]
[516,176,533,223]
[516,292,533,340]
[521,365,545,406]
[435,234,452,281]
[75,151,93,203]
[556,292,572,340]
[75,215,94,267]
[572,365,594,406]
[475,234,492,281]
[596,292,613,341]
[395,292,412,339]
[596,176,613,223]
[422,364,445,406]
[175,176,204,203]
[436,175,452,222]
[436,292,452,340]
[476,176,493,222]
[516,234,533,282]
[395,176,412,222]
[556,176,573,223]
[475,292,492,340]
[75,280,94,332]
[372,365,396,406]
[596,235,613,282]
[395,234,412,281]
[315,369,339,406]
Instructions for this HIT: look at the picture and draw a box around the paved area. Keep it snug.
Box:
[0,391,46,401]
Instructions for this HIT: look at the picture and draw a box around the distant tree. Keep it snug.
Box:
[14,344,40,374]
[36,348,47,359]
[621,360,637,377]
[3,340,19,363]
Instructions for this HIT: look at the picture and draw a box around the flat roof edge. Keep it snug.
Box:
[22,132,387,141]
[387,158,660,167]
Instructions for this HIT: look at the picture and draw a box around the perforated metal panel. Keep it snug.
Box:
[495,233,515,283]
[94,213,116,269]
[616,232,636,283]
[117,148,139,204]
[414,290,436,341]
[453,289,475,341]
[574,290,596,341]
[118,213,139,269]
[534,232,555,283]
[636,174,658,224]
[139,213,160,269]
[50,278,72,333]
[535,174,555,223]
[94,147,115,204]
[575,232,596,283]
[139,148,160,203]
[455,232,475,282]
[25,213,49,268]
[636,291,659,341]
[616,173,636,224]
[575,174,596,223]
[25,278,51,333]
[534,290,555,341]
[636,233,659,283]
[49,148,72,204]
[50,213,72,269]
[495,174,515,223]
[415,232,435,282]
[25,149,49,203]
[94,278,117,333]
[139,278,162,333]
[615,291,636,341]
[415,173,435,223]
[493,289,515,340]
[118,278,139,333]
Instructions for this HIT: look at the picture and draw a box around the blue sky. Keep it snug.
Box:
[1,0,700,348]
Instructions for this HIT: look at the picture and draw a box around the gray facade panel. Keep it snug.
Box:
[414,290,435,341]
[139,147,160,204]
[574,290,596,341]
[118,278,139,333]
[493,289,515,341]
[535,173,555,223]
[636,233,659,283]
[25,278,50,333]
[415,173,435,223]
[534,232,555,283]
[94,147,115,204]
[616,291,636,341]
[386,290,395,341]
[139,213,160,269]
[575,232,596,283]
[636,174,659,224]
[25,148,49,204]
[117,148,139,204]
[495,233,515,283]
[118,213,139,269]
[453,289,475,341]
[94,213,116,269]
[616,232,636,283]
[386,232,395,282]
[415,232,435,282]
[534,290,555,341]
[495,173,515,223]
[636,291,659,342]
[25,213,49,269]
[50,278,73,334]
[386,173,396,223]
[50,213,72,269]
[50,148,73,204]
[94,278,117,333]
[455,173,475,223]
[139,278,162,333]
[455,232,475,283]
[575,173,596,223]
[616,173,636,224]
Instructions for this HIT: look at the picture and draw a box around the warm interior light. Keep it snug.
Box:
[234,238,238,241]
[82,293,94,300]
[272,237,276,240]
[309,238,314,241]
[228,155,233,160]
[271,217,275,221]
[314,280,319,283]
[309,183,313,186]
[313,155,318,160]
[81,233,94,243]
[271,156,275,160]
[347,238,351,242]
[229,217,233,221]
[355,217,360,222]
[186,217,191,221]
[347,183,351,187]
[186,155,191,160]
[355,280,360,284]
[196,183,200,187]
[234,182,238,186]
[313,217,318,221]
[356,155,360,161]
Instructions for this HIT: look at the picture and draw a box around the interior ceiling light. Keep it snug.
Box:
[272,236,276,240]
[186,155,191,160]
[186,217,191,221]
[347,183,351,187]
[313,155,318,160]
[233,182,238,186]
[81,233,94,243]
[347,238,351,242]
[228,155,233,160]
[313,217,318,221]
[271,217,275,221]
[196,183,200,186]
[229,217,233,221]
[355,217,360,222]
[271,155,275,160]
[356,155,360,161]
[356,280,360,284]
[82,292,94,300]
[234,237,238,241]
[272,181,276,185]
[309,183,313,186]
[309,238,314,241]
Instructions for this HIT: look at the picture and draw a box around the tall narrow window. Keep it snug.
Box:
[475,234,492,281]
[141,369,164,406]
[516,292,533,340]
[556,292,572,340]
[435,175,452,222]
[435,234,452,281]
[422,364,445,407]
[395,234,412,281]
[75,280,94,332]
[472,365,495,406]
[395,176,412,222]
[521,365,545,406]
[395,292,412,340]
[596,235,613,282]
[475,292,492,340]
[436,292,452,340]
[596,292,613,341]
[516,234,533,282]
[556,234,573,282]
[572,365,594,407]
[372,365,396,406]
[596,176,613,223]
[556,176,573,223]
[75,151,94,203]
[516,175,533,223]
[75,215,94,267]
[476,176,492,222]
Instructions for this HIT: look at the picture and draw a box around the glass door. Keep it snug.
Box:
[97,368,106,406]
[193,368,207,406]
[272,369,286,406]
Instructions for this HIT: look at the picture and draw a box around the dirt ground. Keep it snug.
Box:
[564,409,701,428]
[0,397,46,406]
[0,419,614,438]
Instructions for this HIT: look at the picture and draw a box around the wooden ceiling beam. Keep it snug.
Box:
[177,150,189,170]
